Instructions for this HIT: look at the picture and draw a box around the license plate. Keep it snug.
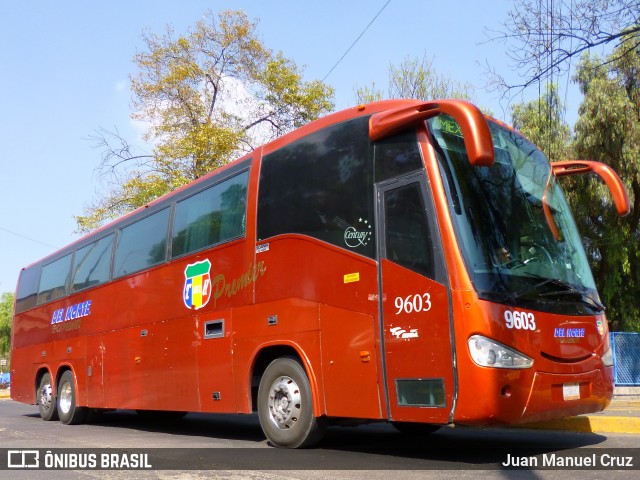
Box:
[563,383,580,401]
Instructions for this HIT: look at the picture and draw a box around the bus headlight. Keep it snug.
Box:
[602,345,614,367]
[468,335,533,369]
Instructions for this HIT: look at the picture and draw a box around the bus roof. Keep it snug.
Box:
[22,98,495,274]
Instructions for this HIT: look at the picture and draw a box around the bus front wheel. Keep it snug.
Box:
[57,370,87,425]
[37,372,58,421]
[257,357,326,448]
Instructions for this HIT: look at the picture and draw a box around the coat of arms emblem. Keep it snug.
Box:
[183,259,212,310]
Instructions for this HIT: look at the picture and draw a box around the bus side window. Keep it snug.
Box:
[384,184,436,280]
[15,265,41,312]
[37,254,73,305]
[71,234,114,292]
[114,208,170,278]
[374,129,423,182]
[172,170,249,258]
[258,116,375,258]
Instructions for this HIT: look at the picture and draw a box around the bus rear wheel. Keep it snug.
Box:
[257,357,326,448]
[57,370,87,425]
[37,372,58,421]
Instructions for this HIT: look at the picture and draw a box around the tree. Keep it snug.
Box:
[510,82,572,161]
[354,53,475,104]
[509,42,640,332]
[494,3,640,332]
[0,292,13,359]
[77,10,334,232]
[569,46,640,332]
[489,0,640,96]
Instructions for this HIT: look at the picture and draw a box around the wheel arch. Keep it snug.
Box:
[55,364,72,388]
[34,366,54,402]
[249,343,325,417]
[54,364,84,406]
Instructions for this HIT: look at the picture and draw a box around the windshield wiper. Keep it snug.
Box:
[506,276,555,302]
[507,273,605,312]
[538,288,605,312]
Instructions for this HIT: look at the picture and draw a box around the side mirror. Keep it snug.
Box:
[551,160,630,216]
[543,160,630,240]
[369,100,495,167]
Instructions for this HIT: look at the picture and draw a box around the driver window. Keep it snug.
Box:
[384,183,435,279]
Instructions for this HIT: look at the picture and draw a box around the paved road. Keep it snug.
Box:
[1,398,639,479]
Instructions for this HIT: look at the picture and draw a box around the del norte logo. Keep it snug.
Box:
[183,259,212,310]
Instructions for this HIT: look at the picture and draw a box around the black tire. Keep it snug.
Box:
[257,357,326,448]
[37,372,58,421]
[392,421,441,436]
[57,370,87,425]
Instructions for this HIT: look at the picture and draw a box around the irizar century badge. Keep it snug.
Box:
[183,259,212,310]
[344,218,373,248]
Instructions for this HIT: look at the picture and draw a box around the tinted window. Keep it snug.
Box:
[429,116,600,314]
[72,234,114,292]
[38,254,72,305]
[384,183,435,279]
[258,117,374,258]
[114,208,170,278]
[375,129,423,182]
[15,266,41,313]
[172,171,249,258]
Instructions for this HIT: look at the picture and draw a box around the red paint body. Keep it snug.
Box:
[11,99,622,429]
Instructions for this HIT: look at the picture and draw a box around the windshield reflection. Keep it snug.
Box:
[428,116,600,315]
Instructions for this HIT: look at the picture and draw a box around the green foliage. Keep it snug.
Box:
[0,292,14,358]
[77,10,334,232]
[512,41,640,332]
[570,44,640,333]
[354,53,475,104]
[510,83,572,161]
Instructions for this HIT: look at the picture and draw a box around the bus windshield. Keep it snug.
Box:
[429,116,601,315]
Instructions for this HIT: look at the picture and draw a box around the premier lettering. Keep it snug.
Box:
[211,261,267,307]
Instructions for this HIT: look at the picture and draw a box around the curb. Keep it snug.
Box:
[519,415,640,434]
[518,399,640,434]
[516,397,640,435]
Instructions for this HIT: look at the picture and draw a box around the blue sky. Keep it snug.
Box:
[1,0,556,293]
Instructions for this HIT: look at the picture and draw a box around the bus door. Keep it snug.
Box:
[376,172,456,424]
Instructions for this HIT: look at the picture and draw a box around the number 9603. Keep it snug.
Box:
[504,310,536,330]
[394,293,432,315]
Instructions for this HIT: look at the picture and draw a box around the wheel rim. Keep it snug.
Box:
[58,381,73,415]
[40,381,53,412]
[267,375,302,430]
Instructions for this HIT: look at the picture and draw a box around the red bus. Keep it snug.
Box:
[11,99,630,448]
